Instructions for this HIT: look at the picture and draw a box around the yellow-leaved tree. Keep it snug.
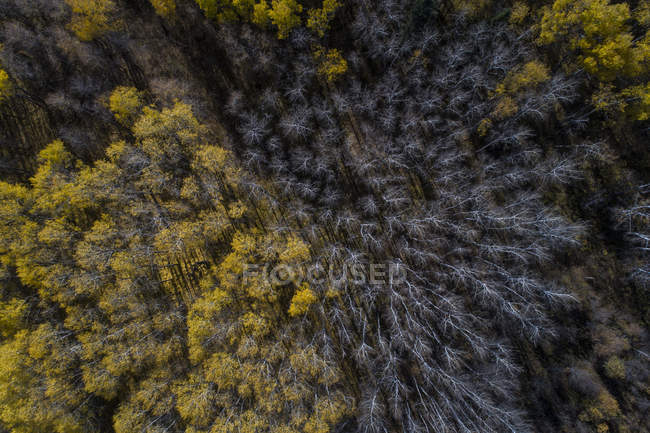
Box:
[537,0,649,121]
[183,228,354,432]
[494,60,551,96]
[65,0,119,41]
[538,0,648,81]
[0,325,99,433]
[268,0,303,39]
[481,60,551,124]
[150,0,176,19]
[0,69,11,102]
[307,0,341,38]
[313,47,348,82]
[108,86,144,126]
[196,0,257,21]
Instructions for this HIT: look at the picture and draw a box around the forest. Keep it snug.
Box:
[0,0,648,432]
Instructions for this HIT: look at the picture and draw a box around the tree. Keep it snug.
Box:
[538,0,647,81]
[313,47,348,82]
[288,283,317,316]
[593,82,650,121]
[195,0,256,21]
[65,0,119,41]
[307,0,341,38]
[0,69,11,101]
[183,226,351,433]
[0,299,25,338]
[253,0,271,27]
[495,60,550,96]
[620,83,650,121]
[150,0,176,19]
[0,326,99,433]
[509,2,530,26]
[108,86,144,126]
[268,0,303,39]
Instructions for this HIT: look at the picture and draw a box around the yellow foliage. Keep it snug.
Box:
[288,284,317,316]
[636,3,650,27]
[478,118,492,136]
[188,291,231,362]
[196,0,218,19]
[621,83,650,121]
[453,0,491,17]
[538,0,647,81]
[196,0,339,39]
[113,402,146,433]
[279,234,310,262]
[597,391,621,418]
[313,47,348,83]
[592,83,623,110]
[233,0,257,19]
[307,0,341,38]
[109,250,142,276]
[37,139,74,167]
[495,60,551,95]
[231,231,258,255]
[509,2,529,25]
[133,370,177,416]
[12,223,44,288]
[28,141,94,217]
[205,352,241,388]
[38,217,78,246]
[491,60,550,121]
[181,177,201,202]
[236,409,269,433]
[228,200,248,218]
[66,0,118,41]
[0,327,88,433]
[0,69,11,101]
[0,332,42,431]
[493,96,518,119]
[109,86,144,125]
[193,144,239,184]
[0,299,26,338]
[268,0,303,39]
[603,356,626,380]
[253,0,271,27]
[592,82,650,121]
[289,346,322,377]
[196,0,259,21]
[150,0,176,19]
[0,182,32,263]
[197,0,234,20]
[134,102,202,159]
[311,394,352,431]
[241,311,271,337]
[174,374,217,428]
[236,336,261,359]
[179,219,349,431]
[82,365,119,400]
[105,140,128,162]
[199,209,232,240]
